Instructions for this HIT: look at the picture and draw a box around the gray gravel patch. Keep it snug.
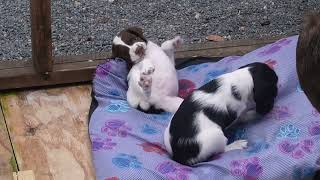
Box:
[1,0,319,60]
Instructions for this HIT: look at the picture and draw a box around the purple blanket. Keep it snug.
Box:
[89,35,320,180]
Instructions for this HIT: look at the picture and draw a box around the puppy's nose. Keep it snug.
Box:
[135,45,145,57]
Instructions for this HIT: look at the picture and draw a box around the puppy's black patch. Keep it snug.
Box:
[203,106,237,130]
[240,62,278,115]
[170,78,224,165]
[199,78,221,93]
[231,85,241,101]
[137,105,164,114]
[172,139,200,165]
[169,95,201,165]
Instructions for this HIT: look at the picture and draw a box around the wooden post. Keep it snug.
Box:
[30,0,53,78]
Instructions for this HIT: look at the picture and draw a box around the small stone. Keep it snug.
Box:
[195,12,201,19]
[74,1,81,7]
[261,20,271,26]
[87,36,94,41]
[224,35,232,40]
[206,35,225,42]
[192,38,200,42]
[239,26,245,31]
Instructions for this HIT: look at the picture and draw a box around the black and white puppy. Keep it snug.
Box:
[164,62,278,165]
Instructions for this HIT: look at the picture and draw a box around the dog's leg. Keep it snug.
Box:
[127,69,145,108]
[161,36,183,64]
[127,89,140,108]
[139,100,151,111]
[138,60,155,97]
[225,140,248,152]
[152,96,184,113]
[138,73,152,95]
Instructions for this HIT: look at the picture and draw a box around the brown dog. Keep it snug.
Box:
[296,12,320,180]
[296,12,320,112]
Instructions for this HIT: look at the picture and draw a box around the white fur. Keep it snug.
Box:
[164,124,172,154]
[126,37,184,113]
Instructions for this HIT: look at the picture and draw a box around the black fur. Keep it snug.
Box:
[199,78,221,93]
[203,106,237,130]
[240,62,278,115]
[231,85,242,101]
[88,90,98,124]
[137,105,164,114]
[169,94,201,164]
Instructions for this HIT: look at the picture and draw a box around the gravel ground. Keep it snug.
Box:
[0,0,319,60]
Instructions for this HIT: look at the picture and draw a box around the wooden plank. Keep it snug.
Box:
[0,37,279,69]
[12,170,35,180]
[30,0,53,75]
[0,59,105,90]
[0,38,280,90]
[0,103,15,180]
[176,43,268,59]
[0,86,95,180]
[0,60,32,71]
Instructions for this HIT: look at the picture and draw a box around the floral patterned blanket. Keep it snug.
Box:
[89,35,320,180]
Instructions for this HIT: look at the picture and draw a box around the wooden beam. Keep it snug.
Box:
[0,60,103,90]
[0,38,281,90]
[30,0,53,76]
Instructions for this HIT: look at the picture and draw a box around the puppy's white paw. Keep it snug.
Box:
[138,73,152,92]
[142,65,155,75]
[172,36,183,49]
[139,101,151,111]
[225,140,248,152]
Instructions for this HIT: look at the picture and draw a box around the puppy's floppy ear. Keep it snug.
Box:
[112,44,133,69]
[241,62,278,115]
[127,27,147,42]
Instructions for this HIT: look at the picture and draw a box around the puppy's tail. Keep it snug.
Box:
[296,12,320,111]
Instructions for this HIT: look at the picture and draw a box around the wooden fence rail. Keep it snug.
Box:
[0,1,283,91]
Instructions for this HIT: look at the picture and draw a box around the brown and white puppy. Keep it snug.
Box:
[112,27,184,113]
[112,27,147,69]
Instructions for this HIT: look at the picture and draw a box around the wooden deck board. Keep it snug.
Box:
[0,85,95,180]
[0,103,15,180]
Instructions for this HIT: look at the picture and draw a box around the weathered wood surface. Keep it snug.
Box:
[30,0,53,75]
[12,170,35,180]
[0,85,95,180]
[0,104,15,180]
[0,37,282,91]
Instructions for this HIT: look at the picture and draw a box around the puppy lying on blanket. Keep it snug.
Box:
[112,27,183,113]
[164,62,278,165]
